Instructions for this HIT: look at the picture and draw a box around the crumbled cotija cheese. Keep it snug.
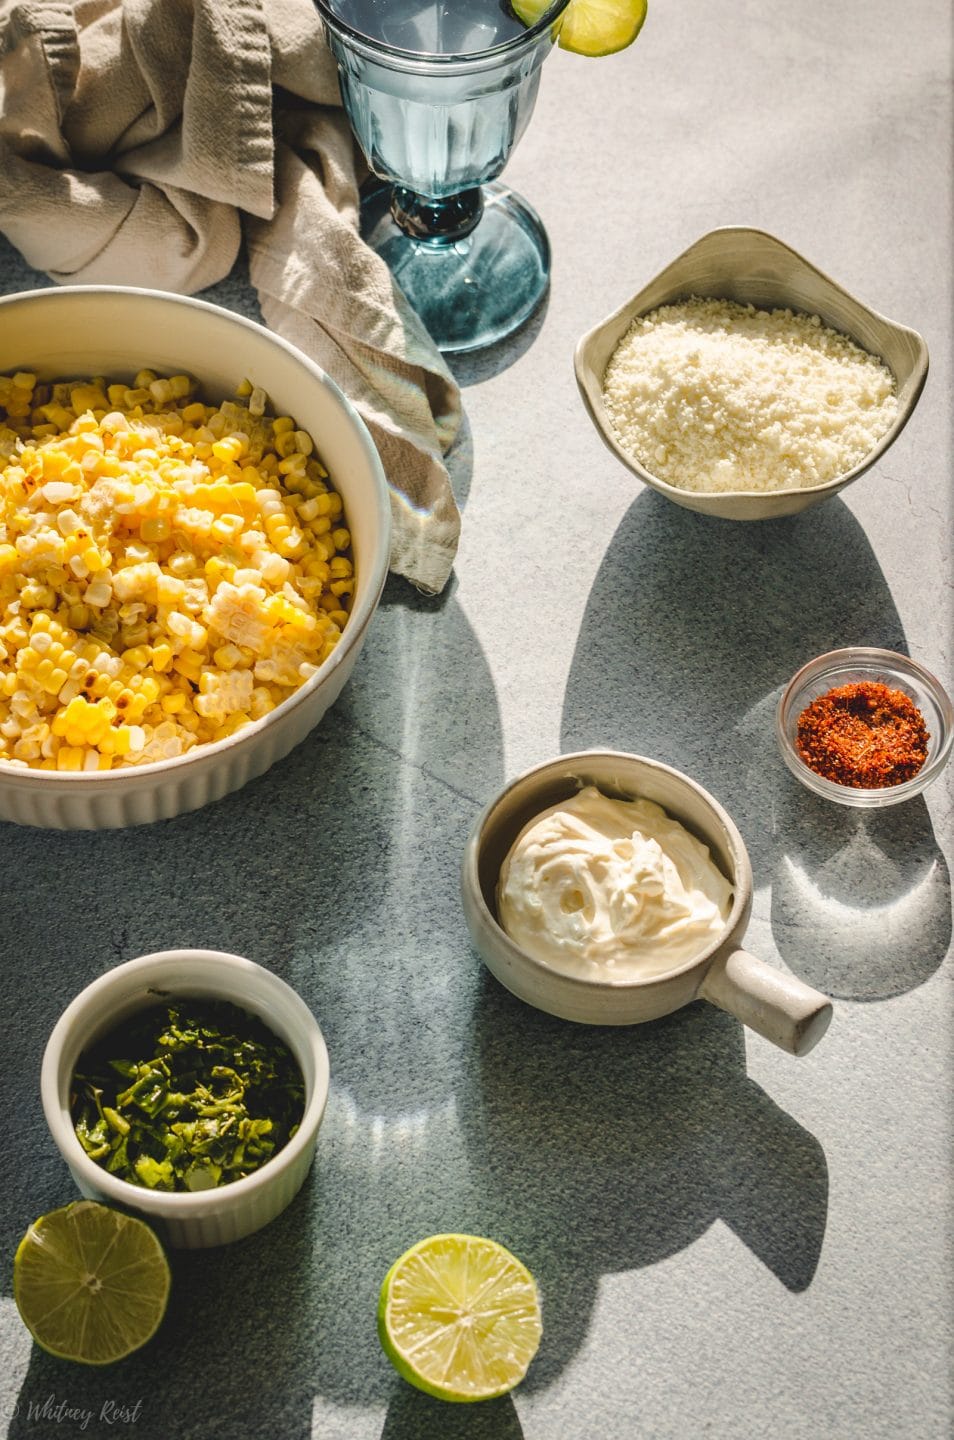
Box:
[601,297,898,493]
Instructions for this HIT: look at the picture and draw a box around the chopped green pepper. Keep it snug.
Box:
[70,999,305,1192]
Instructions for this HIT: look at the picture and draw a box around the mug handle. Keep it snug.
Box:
[699,950,833,1057]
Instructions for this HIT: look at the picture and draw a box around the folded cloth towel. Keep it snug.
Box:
[0,0,462,593]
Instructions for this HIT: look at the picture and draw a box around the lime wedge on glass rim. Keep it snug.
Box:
[378,1233,543,1403]
[13,1201,171,1365]
[514,0,648,57]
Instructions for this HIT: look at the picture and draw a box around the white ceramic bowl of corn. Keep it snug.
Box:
[0,286,391,829]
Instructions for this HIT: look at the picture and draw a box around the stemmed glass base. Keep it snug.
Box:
[360,181,551,354]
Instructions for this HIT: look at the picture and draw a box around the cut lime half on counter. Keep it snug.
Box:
[13,1201,171,1365]
[378,1233,543,1403]
[514,0,648,57]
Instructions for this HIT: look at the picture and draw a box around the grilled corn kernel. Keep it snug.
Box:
[0,366,353,770]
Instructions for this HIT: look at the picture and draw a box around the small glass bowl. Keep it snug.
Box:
[776,648,954,807]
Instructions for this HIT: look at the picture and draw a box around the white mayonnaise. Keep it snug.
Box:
[497,786,733,980]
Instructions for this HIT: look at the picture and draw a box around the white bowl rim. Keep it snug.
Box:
[0,284,392,785]
[464,748,753,992]
[775,645,954,803]
[574,224,930,503]
[41,948,330,1213]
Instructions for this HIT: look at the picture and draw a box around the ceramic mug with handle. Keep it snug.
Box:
[461,750,833,1057]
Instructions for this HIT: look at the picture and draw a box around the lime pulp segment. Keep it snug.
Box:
[378,1233,543,1403]
[13,1201,171,1365]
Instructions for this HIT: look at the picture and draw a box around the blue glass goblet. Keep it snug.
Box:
[316,0,571,352]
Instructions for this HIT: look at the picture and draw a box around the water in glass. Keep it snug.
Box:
[324,0,552,198]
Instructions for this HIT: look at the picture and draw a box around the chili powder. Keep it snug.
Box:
[796,680,929,788]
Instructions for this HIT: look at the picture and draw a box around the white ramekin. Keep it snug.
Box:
[41,949,330,1248]
[0,286,391,829]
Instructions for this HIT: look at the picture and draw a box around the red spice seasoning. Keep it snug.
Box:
[796,680,929,788]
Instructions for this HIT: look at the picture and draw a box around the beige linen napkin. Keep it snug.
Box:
[0,0,462,593]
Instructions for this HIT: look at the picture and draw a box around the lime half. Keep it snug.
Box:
[514,0,648,56]
[378,1233,542,1403]
[13,1201,171,1365]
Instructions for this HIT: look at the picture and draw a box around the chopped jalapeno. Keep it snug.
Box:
[70,999,305,1192]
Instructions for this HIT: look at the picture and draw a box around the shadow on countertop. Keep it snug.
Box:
[771,788,952,1000]
[0,588,508,1440]
[8,1183,324,1440]
[3,979,828,1440]
[465,976,828,1391]
[1,496,848,1440]
[381,1388,524,1440]
[560,488,951,1003]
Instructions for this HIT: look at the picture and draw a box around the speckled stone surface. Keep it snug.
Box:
[0,2,951,1437]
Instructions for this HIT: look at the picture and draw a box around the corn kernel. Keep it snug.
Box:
[213,643,245,671]
[84,578,112,608]
[278,453,307,477]
[210,515,244,543]
[172,649,203,683]
[150,642,174,672]
[140,516,171,544]
[101,725,131,756]
[1,364,352,771]
[70,384,108,413]
[211,435,245,464]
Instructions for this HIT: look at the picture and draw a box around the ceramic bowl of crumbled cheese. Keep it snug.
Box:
[575,227,929,519]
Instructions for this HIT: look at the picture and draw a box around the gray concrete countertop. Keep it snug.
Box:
[1,2,951,1437]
